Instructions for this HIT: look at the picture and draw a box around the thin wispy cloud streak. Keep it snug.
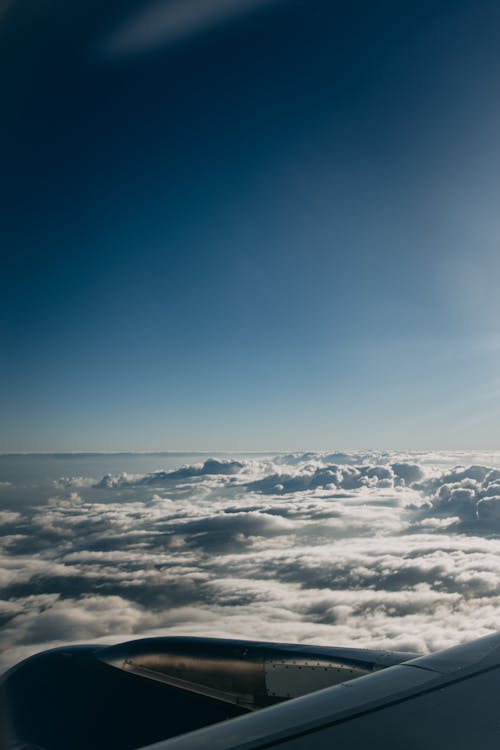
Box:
[101,0,281,58]
[2,451,500,670]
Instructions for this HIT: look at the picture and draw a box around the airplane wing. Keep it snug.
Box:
[144,632,500,750]
[2,632,500,749]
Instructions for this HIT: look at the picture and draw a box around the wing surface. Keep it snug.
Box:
[0,637,416,750]
[143,631,500,750]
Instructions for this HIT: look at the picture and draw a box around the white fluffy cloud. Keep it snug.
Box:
[2,451,500,671]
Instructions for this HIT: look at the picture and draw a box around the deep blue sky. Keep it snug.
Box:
[2,0,500,451]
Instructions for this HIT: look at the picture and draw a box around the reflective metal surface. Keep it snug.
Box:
[99,636,417,709]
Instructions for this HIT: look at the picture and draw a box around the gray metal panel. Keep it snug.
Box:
[404,631,500,674]
[267,665,500,750]
[264,660,369,699]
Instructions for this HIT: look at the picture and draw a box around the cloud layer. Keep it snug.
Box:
[2,451,500,671]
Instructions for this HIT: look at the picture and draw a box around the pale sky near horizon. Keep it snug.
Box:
[2,0,500,451]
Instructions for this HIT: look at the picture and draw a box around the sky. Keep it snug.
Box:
[2,0,500,451]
